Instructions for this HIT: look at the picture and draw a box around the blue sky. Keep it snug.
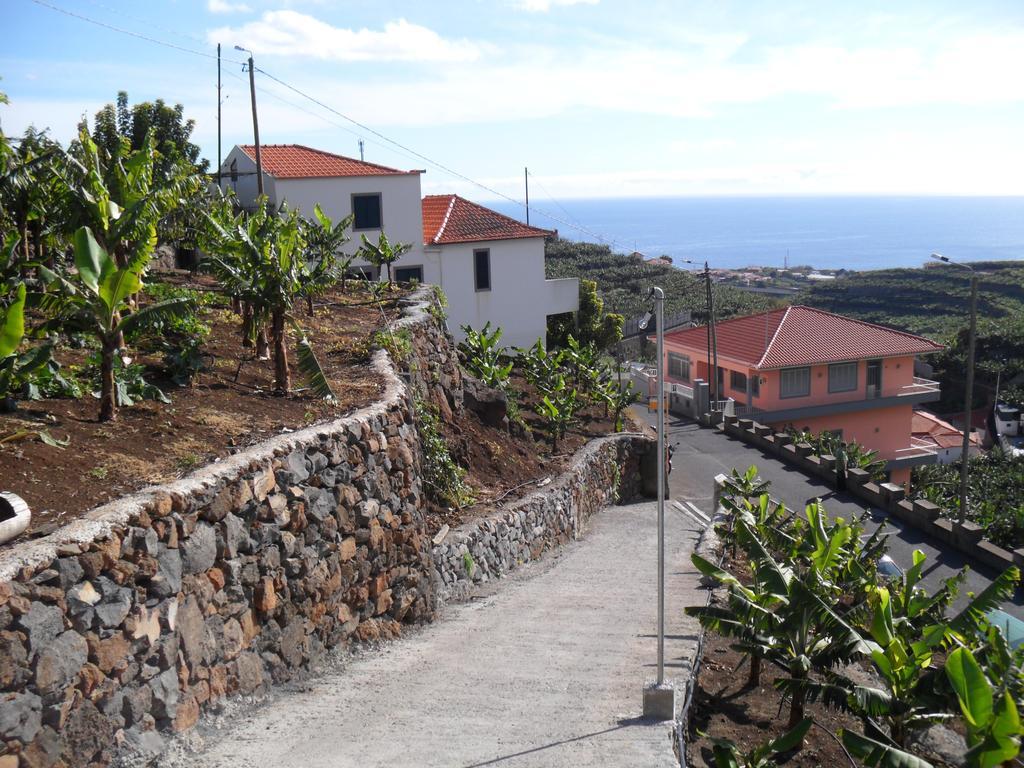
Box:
[3,0,1024,201]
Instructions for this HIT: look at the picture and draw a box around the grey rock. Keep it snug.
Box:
[150,667,179,720]
[221,513,249,558]
[18,602,63,659]
[121,727,166,759]
[181,522,217,575]
[308,450,329,473]
[911,724,967,766]
[304,487,334,522]
[278,450,310,485]
[93,577,133,628]
[56,556,84,590]
[34,630,87,696]
[177,595,211,670]
[0,690,42,742]
[123,684,153,727]
[149,545,182,598]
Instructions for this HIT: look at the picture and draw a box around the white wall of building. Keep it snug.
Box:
[217,148,425,265]
[429,237,578,349]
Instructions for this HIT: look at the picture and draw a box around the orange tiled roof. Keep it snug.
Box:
[912,410,981,450]
[238,144,419,179]
[663,305,944,370]
[422,195,554,245]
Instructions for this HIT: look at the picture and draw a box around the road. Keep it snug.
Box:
[159,500,706,768]
[652,411,1024,619]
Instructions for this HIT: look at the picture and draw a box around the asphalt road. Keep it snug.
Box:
[645,409,1024,620]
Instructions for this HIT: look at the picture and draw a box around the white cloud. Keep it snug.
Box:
[207,12,481,62]
[207,0,252,13]
[517,0,598,12]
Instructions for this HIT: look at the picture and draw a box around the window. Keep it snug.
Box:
[394,266,423,284]
[751,376,760,397]
[474,249,491,291]
[668,353,690,382]
[780,366,811,398]
[730,370,747,392]
[352,193,382,230]
[828,362,858,393]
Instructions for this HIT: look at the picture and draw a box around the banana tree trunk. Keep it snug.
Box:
[272,309,289,394]
[788,680,806,731]
[256,326,270,360]
[241,302,254,348]
[747,655,761,688]
[99,336,118,422]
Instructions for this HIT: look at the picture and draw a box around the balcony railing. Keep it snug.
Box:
[892,438,939,459]
[900,377,941,396]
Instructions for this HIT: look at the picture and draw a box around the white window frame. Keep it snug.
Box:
[668,353,690,382]
[828,362,858,393]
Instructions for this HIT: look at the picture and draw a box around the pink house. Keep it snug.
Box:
[661,306,945,485]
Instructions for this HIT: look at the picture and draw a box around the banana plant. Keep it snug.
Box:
[56,226,191,420]
[723,465,771,498]
[707,718,812,768]
[357,231,410,286]
[534,374,579,451]
[203,197,335,398]
[0,283,51,410]
[946,646,1021,768]
[298,204,352,312]
[458,322,513,390]
[839,729,935,768]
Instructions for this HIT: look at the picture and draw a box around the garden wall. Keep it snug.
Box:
[719,415,1024,575]
[431,433,651,604]
[0,287,653,768]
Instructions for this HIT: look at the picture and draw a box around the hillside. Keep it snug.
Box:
[544,240,778,322]
[796,260,1024,339]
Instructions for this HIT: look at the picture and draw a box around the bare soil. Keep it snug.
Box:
[424,372,644,535]
[0,273,405,538]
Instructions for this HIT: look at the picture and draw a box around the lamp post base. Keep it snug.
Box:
[642,682,677,721]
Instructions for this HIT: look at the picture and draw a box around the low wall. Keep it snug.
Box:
[431,434,651,604]
[718,416,1024,576]
[0,287,653,768]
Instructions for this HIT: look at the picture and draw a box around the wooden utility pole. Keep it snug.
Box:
[240,49,263,195]
[217,43,222,187]
[704,262,719,410]
[524,167,530,225]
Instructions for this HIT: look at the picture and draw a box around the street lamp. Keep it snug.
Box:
[639,286,675,719]
[930,252,976,523]
[234,45,264,196]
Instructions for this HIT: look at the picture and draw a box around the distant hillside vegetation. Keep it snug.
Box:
[544,240,778,323]
[796,261,1024,339]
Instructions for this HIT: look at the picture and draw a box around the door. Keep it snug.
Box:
[866,360,882,399]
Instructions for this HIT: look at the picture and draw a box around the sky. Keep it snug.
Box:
[3,0,1024,202]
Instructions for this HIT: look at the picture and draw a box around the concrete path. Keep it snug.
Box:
[169,501,705,768]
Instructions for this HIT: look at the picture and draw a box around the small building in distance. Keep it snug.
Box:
[912,410,983,464]
[217,146,578,348]
[661,305,946,485]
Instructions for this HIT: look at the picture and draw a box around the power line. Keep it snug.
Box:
[27,0,640,252]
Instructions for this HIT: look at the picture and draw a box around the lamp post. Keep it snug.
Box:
[234,45,263,196]
[640,286,675,719]
[930,252,976,523]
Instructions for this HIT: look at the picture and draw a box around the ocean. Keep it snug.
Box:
[488,196,1024,272]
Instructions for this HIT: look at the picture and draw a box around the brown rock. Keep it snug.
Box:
[192,680,211,705]
[89,632,130,674]
[208,665,227,701]
[339,537,357,562]
[369,573,388,599]
[222,618,245,660]
[0,756,17,768]
[252,466,277,502]
[129,605,161,646]
[149,491,174,517]
[173,693,200,732]
[354,620,380,642]
[375,589,394,616]
[77,662,105,697]
[207,567,225,592]
[239,611,258,645]
[234,651,264,694]
[368,520,384,550]
[254,577,277,613]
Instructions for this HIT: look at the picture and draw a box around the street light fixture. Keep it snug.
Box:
[640,286,675,719]
[235,45,264,196]
[930,252,976,523]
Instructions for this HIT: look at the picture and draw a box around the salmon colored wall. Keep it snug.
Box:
[663,338,916,411]
[765,404,913,461]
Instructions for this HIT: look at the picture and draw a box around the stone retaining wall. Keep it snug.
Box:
[0,286,652,768]
[431,434,651,605]
[0,288,459,768]
[719,415,1024,575]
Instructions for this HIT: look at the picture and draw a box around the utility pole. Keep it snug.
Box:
[524,167,530,225]
[704,262,719,413]
[217,43,222,187]
[236,46,263,195]
[358,139,365,161]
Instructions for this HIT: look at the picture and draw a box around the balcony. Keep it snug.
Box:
[886,437,939,469]
[898,377,941,397]
[732,378,941,424]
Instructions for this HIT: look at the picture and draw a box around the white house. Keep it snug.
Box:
[218,144,427,269]
[420,194,577,348]
[218,145,578,349]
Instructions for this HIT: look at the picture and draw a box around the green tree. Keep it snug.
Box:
[358,232,410,286]
[90,91,208,175]
[548,279,624,350]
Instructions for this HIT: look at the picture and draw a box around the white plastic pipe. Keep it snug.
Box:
[0,491,31,544]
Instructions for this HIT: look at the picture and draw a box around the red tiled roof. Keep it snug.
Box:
[422,195,554,245]
[912,410,980,449]
[238,144,419,179]
[663,305,944,370]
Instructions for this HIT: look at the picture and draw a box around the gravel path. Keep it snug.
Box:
[163,500,705,768]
